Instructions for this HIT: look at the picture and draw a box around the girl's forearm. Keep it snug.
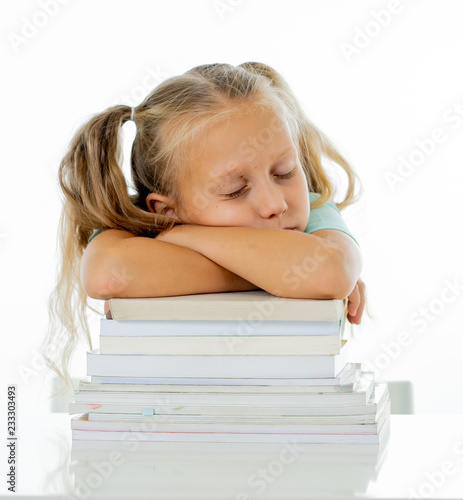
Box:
[82,232,259,299]
[156,225,356,299]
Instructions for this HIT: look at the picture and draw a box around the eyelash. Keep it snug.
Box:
[224,168,297,199]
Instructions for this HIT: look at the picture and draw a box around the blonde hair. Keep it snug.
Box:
[44,62,364,392]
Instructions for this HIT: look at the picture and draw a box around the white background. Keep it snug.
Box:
[1,0,463,416]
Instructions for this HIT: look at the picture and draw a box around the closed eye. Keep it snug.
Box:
[223,168,297,200]
[224,186,247,199]
[276,168,296,180]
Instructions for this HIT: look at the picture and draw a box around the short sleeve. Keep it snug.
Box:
[88,229,105,244]
[305,192,359,247]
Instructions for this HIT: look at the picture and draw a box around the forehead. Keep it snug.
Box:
[185,107,297,182]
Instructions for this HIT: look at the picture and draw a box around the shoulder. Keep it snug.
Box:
[308,192,340,212]
[305,192,359,246]
[87,228,139,246]
[88,229,105,244]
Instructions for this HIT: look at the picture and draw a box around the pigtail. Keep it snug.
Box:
[59,105,174,239]
[43,105,176,393]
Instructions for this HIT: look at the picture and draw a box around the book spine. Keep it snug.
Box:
[87,412,379,424]
[72,421,381,435]
[99,335,341,356]
[100,319,341,337]
[87,347,348,379]
[74,392,364,406]
[108,294,345,322]
[69,402,377,417]
[71,429,381,444]
[78,381,355,393]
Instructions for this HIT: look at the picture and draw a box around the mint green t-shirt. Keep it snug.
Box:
[88,192,358,246]
[304,192,359,246]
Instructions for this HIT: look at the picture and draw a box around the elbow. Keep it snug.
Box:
[80,247,125,300]
[274,278,354,301]
[320,249,363,300]
[273,247,362,300]
[80,256,110,300]
[321,276,357,300]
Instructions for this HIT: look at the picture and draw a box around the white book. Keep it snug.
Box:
[73,372,374,407]
[71,429,390,457]
[72,400,390,436]
[80,366,360,394]
[99,333,343,356]
[89,362,358,386]
[88,397,387,424]
[87,340,348,379]
[108,290,347,322]
[100,318,343,337]
[69,384,389,419]
[71,414,390,444]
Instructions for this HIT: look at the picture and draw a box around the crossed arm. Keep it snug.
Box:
[81,224,365,323]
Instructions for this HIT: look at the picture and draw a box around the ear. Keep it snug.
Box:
[146,193,181,221]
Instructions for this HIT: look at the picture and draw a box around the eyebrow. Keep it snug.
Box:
[215,148,295,181]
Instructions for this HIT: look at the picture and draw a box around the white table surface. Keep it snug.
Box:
[2,413,463,499]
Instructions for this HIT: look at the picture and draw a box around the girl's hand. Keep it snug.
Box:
[346,278,366,325]
[104,300,112,318]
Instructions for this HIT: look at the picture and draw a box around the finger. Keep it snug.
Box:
[347,286,360,317]
[349,281,366,324]
[354,280,366,324]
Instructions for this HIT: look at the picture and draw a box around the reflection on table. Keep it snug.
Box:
[69,428,389,498]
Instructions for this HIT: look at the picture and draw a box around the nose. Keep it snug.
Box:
[257,181,288,219]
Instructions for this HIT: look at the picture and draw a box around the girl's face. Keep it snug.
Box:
[153,107,310,232]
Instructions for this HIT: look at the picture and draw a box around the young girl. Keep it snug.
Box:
[45,62,366,390]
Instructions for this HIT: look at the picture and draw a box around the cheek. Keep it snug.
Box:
[180,190,216,221]
[291,176,310,221]
[212,204,237,221]
[289,175,309,202]
[189,202,228,225]
[210,203,252,226]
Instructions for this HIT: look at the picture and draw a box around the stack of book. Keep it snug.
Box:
[69,290,391,449]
